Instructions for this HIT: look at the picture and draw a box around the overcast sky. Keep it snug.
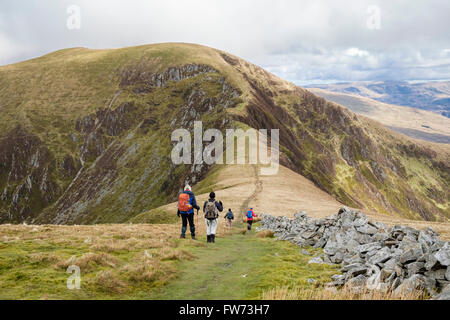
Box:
[1,0,449,84]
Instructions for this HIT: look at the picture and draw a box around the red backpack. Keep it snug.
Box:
[178,193,192,212]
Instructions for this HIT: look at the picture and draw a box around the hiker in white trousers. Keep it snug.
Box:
[206,219,218,239]
[203,192,223,243]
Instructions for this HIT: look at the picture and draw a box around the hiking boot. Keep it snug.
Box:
[180,234,186,239]
[211,234,215,243]
[191,235,197,240]
[207,235,211,243]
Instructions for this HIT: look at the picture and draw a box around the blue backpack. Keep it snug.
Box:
[247,210,253,219]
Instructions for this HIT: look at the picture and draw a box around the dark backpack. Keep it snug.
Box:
[205,201,217,220]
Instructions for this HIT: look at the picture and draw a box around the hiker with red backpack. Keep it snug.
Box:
[177,185,200,240]
[203,192,223,243]
[246,208,257,231]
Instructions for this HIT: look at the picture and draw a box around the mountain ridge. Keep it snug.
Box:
[0,43,448,224]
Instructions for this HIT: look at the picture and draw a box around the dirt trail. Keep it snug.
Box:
[238,164,263,220]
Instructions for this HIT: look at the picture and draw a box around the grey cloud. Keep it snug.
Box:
[0,0,449,84]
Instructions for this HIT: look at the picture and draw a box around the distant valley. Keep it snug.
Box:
[307,81,450,118]
[308,88,450,144]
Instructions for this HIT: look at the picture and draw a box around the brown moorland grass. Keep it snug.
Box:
[262,286,426,300]
[0,222,196,299]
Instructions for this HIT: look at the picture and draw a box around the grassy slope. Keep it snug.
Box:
[0,43,449,224]
[0,43,247,223]
[262,88,449,220]
[0,43,249,137]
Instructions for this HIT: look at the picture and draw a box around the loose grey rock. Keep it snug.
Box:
[352,217,368,227]
[424,269,447,280]
[406,261,425,277]
[368,247,393,265]
[399,245,423,265]
[356,242,382,253]
[356,224,378,235]
[394,274,426,296]
[424,253,439,270]
[435,242,450,266]
[259,208,449,299]
[342,263,364,272]
[346,274,367,288]
[433,284,450,300]
[308,257,325,264]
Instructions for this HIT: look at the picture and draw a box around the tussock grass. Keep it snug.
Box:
[160,248,196,261]
[256,230,274,238]
[0,223,189,299]
[261,286,426,300]
[95,270,126,294]
[56,252,120,271]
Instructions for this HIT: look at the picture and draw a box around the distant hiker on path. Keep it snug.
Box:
[177,185,200,240]
[224,208,234,227]
[246,208,257,231]
[203,192,223,243]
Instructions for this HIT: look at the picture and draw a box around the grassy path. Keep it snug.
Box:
[152,224,339,300]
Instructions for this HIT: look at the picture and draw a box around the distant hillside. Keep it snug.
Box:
[308,88,450,144]
[0,43,448,224]
[307,81,450,118]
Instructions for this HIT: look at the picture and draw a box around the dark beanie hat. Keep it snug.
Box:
[209,192,216,199]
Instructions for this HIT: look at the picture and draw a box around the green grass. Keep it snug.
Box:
[152,223,339,300]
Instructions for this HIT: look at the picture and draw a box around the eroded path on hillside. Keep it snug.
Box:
[238,164,263,220]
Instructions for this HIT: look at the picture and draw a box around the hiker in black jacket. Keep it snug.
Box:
[203,192,223,243]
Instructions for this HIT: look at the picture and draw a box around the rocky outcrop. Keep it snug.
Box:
[32,64,242,224]
[120,63,219,92]
[0,126,66,222]
[259,208,450,299]
[75,102,138,162]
